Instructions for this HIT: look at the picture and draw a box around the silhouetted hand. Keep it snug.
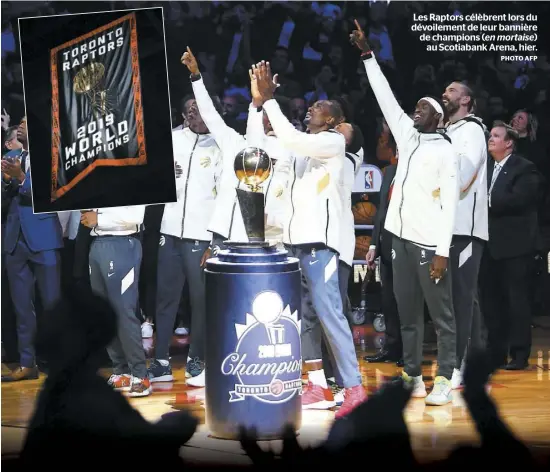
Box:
[462,347,494,393]
[239,426,277,466]
[325,378,414,464]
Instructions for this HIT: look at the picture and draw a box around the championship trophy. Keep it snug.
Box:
[203,146,302,441]
[229,146,272,246]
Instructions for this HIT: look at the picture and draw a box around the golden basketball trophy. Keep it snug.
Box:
[73,62,114,119]
[231,146,272,245]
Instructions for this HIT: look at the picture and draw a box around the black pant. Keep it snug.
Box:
[449,236,484,368]
[1,235,18,363]
[392,238,456,379]
[154,235,209,361]
[480,252,534,366]
[60,238,75,296]
[380,254,402,358]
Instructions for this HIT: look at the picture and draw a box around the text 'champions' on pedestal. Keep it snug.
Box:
[50,12,146,201]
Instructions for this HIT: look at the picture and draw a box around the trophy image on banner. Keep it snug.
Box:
[231,146,272,245]
[73,62,117,120]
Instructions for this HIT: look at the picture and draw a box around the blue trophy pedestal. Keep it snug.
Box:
[204,244,302,440]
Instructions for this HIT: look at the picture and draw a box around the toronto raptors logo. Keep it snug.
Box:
[221,291,302,404]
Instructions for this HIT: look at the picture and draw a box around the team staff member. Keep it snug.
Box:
[81,206,149,397]
[1,117,63,382]
[351,21,459,406]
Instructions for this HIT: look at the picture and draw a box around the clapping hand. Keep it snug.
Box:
[1,158,25,181]
[252,61,279,102]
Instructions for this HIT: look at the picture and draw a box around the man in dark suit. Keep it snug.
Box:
[2,134,24,363]
[1,117,63,382]
[364,163,403,365]
[480,121,543,371]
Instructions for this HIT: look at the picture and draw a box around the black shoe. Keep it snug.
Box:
[364,350,400,363]
[148,359,174,382]
[186,357,205,377]
[504,360,528,371]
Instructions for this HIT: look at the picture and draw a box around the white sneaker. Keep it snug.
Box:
[186,368,205,387]
[403,372,427,398]
[451,368,463,389]
[141,322,153,339]
[425,376,452,405]
[174,326,189,336]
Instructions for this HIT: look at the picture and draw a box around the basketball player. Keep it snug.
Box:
[442,81,488,389]
[320,121,364,403]
[148,57,224,388]
[252,61,367,418]
[180,49,291,387]
[81,206,150,397]
[351,22,459,405]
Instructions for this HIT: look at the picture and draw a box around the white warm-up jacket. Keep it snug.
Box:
[445,115,489,241]
[363,55,459,257]
[261,99,347,251]
[160,127,222,241]
[340,149,363,267]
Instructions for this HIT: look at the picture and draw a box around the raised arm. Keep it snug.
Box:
[252,62,345,159]
[263,99,345,159]
[181,47,243,154]
[245,104,266,149]
[350,20,415,149]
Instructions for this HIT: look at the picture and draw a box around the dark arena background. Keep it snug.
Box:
[1,1,550,470]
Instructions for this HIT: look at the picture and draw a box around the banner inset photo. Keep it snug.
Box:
[19,7,176,213]
[51,13,146,201]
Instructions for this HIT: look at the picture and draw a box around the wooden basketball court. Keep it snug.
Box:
[2,322,550,466]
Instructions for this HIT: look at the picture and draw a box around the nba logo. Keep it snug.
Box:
[364,170,374,190]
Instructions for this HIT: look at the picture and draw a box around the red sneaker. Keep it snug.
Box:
[334,385,367,419]
[301,381,336,410]
[107,374,131,392]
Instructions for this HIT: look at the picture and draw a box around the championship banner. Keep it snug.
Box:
[50,12,146,202]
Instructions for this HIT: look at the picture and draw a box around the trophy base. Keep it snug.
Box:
[224,240,273,249]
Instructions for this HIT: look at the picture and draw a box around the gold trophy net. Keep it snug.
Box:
[73,62,115,119]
